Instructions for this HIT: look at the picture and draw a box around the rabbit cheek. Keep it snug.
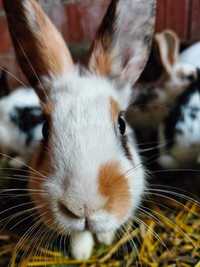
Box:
[98,161,131,221]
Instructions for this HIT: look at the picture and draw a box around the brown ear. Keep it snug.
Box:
[3,0,73,101]
[88,0,156,85]
[155,30,180,75]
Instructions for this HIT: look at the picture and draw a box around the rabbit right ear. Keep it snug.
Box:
[155,30,180,75]
[3,0,74,102]
[0,69,11,98]
[88,0,156,86]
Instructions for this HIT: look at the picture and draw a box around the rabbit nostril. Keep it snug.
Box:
[58,201,83,220]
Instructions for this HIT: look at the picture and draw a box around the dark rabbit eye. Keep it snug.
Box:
[118,115,126,135]
[42,120,49,140]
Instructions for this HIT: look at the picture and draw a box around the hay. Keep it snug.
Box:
[0,198,199,267]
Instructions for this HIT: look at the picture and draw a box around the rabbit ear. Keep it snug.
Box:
[155,30,180,75]
[0,69,11,98]
[3,0,74,102]
[88,0,156,85]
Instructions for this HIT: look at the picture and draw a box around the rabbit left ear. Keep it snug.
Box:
[0,69,11,98]
[3,0,74,102]
[88,0,156,85]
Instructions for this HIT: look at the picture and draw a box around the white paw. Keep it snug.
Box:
[96,231,115,246]
[71,231,94,260]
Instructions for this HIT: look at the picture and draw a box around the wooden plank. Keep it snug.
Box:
[190,0,200,42]
[156,0,167,32]
[166,0,190,41]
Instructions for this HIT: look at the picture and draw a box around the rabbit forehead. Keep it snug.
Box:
[52,89,121,170]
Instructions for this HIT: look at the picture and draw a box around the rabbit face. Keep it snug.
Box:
[29,69,145,233]
[164,63,197,98]
[4,0,156,257]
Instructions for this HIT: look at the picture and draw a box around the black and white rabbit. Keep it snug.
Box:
[127,30,199,130]
[159,69,200,168]
[0,70,44,166]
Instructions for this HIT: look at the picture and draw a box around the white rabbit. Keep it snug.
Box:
[3,0,156,260]
[0,70,43,166]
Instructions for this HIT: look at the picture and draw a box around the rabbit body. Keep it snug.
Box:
[159,74,200,168]
[0,87,43,166]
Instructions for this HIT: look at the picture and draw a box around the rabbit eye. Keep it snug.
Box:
[42,120,49,140]
[118,115,126,135]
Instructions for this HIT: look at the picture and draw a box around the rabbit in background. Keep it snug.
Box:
[126,29,200,169]
[127,30,199,130]
[0,69,44,167]
[158,69,200,168]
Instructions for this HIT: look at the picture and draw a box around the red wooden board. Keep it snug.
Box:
[190,0,200,41]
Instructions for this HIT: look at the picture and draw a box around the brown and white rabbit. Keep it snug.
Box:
[127,30,198,130]
[3,0,156,260]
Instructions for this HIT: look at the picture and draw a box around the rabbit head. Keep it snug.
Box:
[4,0,156,249]
[155,30,198,101]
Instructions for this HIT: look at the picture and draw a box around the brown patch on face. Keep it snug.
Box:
[98,161,131,219]
[110,98,120,123]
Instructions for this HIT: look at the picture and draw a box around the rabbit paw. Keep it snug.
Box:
[71,231,94,260]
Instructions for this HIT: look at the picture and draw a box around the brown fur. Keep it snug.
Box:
[110,97,120,123]
[98,161,131,219]
[89,42,112,76]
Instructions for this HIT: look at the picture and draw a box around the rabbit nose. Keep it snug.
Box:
[58,201,84,219]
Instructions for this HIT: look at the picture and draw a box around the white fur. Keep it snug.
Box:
[97,231,115,245]
[180,42,200,68]
[71,231,94,260]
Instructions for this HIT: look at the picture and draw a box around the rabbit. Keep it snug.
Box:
[158,69,200,169]
[127,30,199,130]
[3,0,156,260]
[0,69,44,167]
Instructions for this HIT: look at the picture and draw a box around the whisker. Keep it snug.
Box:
[0,66,28,88]
[16,39,50,105]
[133,216,168,250]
